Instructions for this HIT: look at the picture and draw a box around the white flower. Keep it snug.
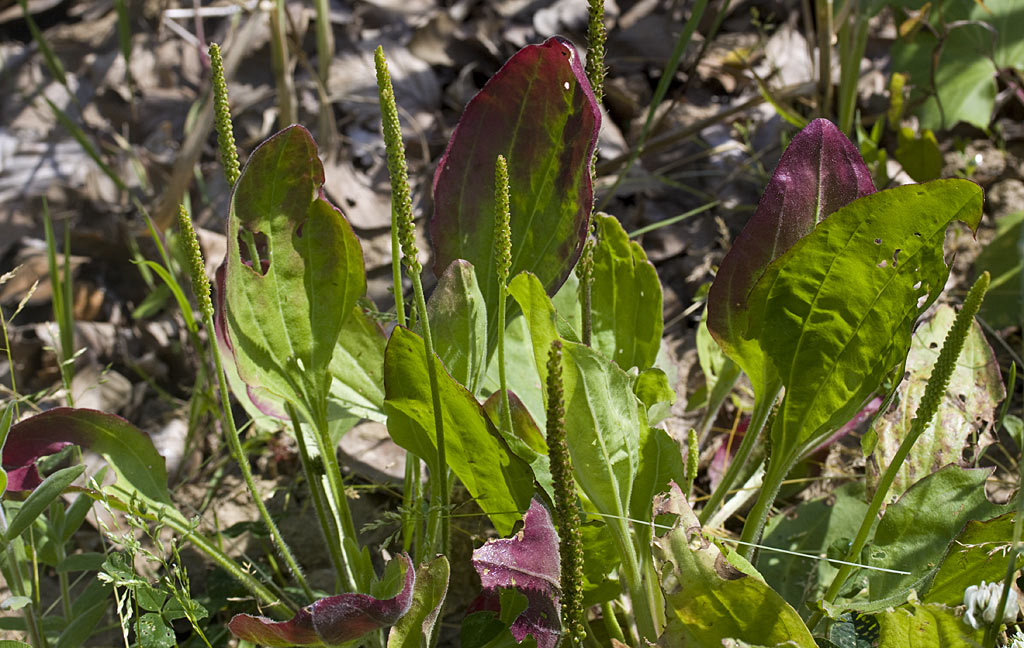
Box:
[1004,629,1024,648]
[964,580,1018,630]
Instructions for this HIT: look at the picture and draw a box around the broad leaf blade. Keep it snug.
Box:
[750,179,983,457]
[223,125,365,413]
[590,213,662,371]
[4,408,172,506]
[876,603,984,647]
[383,327,535,535]
[706,118,874,393]
[924,512,1023,607]
[430,37,600,346]
[867,466,1005,608]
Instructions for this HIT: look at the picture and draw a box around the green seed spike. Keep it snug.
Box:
[585,0,606,104]
[177,204,214,321]
[685,427,699,498]
[374,46,419,275]
[914,271,991,430]
[546,340,586,646]
[495,155,512,287]
[209,43,240,187]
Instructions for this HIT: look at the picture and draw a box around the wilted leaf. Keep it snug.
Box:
[871,304,1003,497]
[229,554,414,647]
[654,484,816,647]
[471,499,561,648]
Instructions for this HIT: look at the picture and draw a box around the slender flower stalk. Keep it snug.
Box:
[375,46,449,559]
[579,0,606,347]
[495,155,515,437]
[546,340,586,646]
[177,205,314,601]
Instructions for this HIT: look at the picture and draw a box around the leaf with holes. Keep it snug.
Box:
[706,118,875,397]
[430,37,600,350]
[220,125,365,417]
[747,179,983,462]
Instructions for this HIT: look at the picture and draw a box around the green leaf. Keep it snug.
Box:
[223,125,365,415]
[504,272,563,427]
[748,180,983,460]
[654,485,816,648]
[430,37,600,349]
[137,612,176,648]
[634,367,675,425]
[974,210,1024,329]
[876,603,984,647]
[483,390,554,503]
[760,483,870,612]
[383,327,535,535]
[0,641,34,648]
[630,427,686,527]
[924,512,1022,607]
[5,464,85,543]
[5,408,173,508]
[57,552,106,573]
[55,599,108,648]
[559,340,642,521]
[867,466,1006,607]
[388,556,450,648]
[894,128,942,182]
[871,304,1004,498]
[426,260,488,396]
[590,213,662,370]
[327,305,387,423]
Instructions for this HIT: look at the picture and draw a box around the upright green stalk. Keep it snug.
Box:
[836,0,871,135]
[177,205,314,601]
[816,0,834,116]
[684,428,699,499]
[312,0,334,140]
[546,341,586,646]
[375,46,449,557]
[495,155,515,436]
[43,201,76,404]
[579,0,607,347]
[812,273,991,629]
[268,0,296,128]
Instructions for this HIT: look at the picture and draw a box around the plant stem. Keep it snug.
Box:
[495,155,514,436]
[816,0,834,117]
[597,0,710,210]
[311,0,334,140]
[738,445,792,561]
[268,0,295,128]
[177,206,313,600]
[0,506,47,647]
[812,272,991,630]
[698,382,779,525]
[287,401,346,590]
[836,0,870,135]
[607,517,658,641]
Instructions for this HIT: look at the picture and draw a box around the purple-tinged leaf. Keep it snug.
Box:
[2,408,171,506]
[470,498,561,648]
[430,37,600,347]
[229,554,415,647]
[706,118,874,391]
